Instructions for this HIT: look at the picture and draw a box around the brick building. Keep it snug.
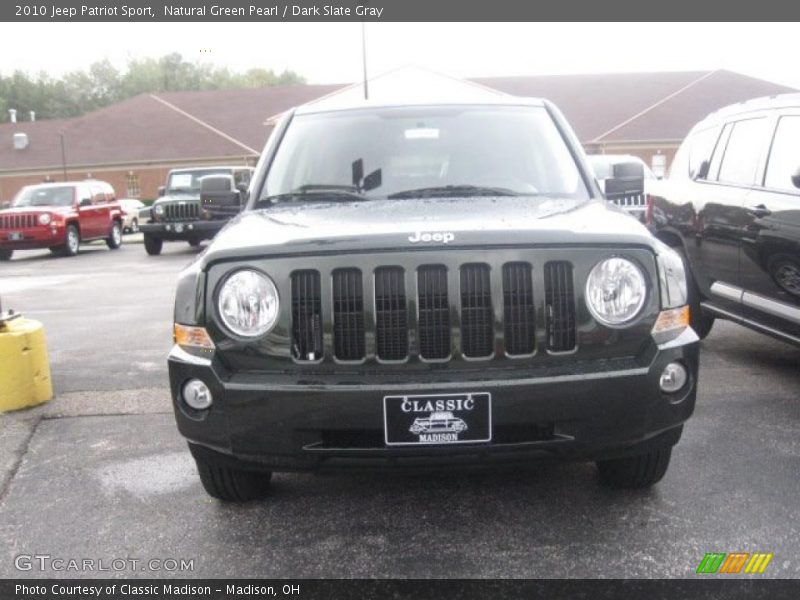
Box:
[0,69,794,202]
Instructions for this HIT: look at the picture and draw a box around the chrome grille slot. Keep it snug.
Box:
[0,214,37,229]
[417,265,450,360]
[503,262,535,355]
[164,202,200,221]
[332,268,365,361]
[460,263,494,358]
[291,270,323,361]
[374,267,408,361]
[544,261,577,352]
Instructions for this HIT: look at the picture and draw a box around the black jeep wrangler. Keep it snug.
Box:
[140,166,253,255]
[169,98,699,501]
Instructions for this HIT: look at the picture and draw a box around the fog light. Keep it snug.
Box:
[182,379,212,410]
[660,362,688,394]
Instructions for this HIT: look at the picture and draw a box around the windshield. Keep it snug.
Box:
[167,169,230,193]
[12,186,75,207]
[260,106,589,203]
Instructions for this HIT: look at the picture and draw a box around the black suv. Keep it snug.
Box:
[650,94,800,344]
[140,166,253,255]
[168,98,699,501]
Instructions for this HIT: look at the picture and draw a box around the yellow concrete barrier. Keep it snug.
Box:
[0,317,53,412]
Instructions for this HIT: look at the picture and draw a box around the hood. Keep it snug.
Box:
[155,192,199,204]
[201,196,656,266]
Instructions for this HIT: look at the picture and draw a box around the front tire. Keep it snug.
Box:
[62,224,80,257]
[597,446,672,489]
[0,249,12,261]
[130,218,139,234]
[106,221,122,249]
[143,233,163,256]
[194,458,272,502]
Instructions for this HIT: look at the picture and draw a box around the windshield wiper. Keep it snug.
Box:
[387,185,525,199]
[257,184,369,207]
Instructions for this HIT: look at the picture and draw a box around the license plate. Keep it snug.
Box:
[7,232,23,241]
[383,392,492,446]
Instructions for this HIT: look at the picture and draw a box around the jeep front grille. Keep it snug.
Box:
[332,268,365,361]
[163,203,200,221]
[460,263,494,358]
[374,267,409,361]
[503,262,535,356]
[417,265,451,360]
[289,260,578,363]
[291,270,323,361]
[0,214,37,229]
[544,261,577,352]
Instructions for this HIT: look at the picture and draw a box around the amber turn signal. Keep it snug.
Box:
[174,324,215,350]
[651,305,690,338]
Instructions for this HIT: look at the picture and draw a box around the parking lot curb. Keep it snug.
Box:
[0,317,53,412]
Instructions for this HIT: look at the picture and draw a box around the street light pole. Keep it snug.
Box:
[59,132,67,181]
[361,21,369,100]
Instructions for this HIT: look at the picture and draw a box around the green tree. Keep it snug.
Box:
[0,54,306,121]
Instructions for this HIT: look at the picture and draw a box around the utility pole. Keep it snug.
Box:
[59,132,67,182]
[361,21,369,100]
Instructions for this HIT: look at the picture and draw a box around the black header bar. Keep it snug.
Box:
[3,579,800,600]
[3,0,800,22]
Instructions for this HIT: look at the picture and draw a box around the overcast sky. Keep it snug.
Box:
[0,22,798,89]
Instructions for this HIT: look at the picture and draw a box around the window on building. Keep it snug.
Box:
[764,116,800,193]
[126,173,141,198]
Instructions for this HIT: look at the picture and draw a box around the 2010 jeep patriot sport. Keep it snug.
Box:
[168,98,700,501]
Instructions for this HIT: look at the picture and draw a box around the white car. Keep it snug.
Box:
[118,199,146,234]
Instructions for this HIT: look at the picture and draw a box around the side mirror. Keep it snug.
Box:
[603,161,645,198]
[80,198,92,207]
[200,175,241,218]
[792,166,800,189]
[158,186,166,197]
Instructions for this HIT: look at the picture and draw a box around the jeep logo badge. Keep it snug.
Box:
[408,231,455,244]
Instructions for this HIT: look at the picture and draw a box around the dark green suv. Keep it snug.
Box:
[168,98,699,501]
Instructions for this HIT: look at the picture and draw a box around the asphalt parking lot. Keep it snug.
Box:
[0,238,799,579]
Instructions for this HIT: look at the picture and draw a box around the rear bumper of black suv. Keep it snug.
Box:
[168,329,699,472]
[140,220,225,241]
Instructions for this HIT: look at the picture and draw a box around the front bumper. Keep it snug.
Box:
[139,220,224,241]
[0,226,66,250]
[169,329,700,472]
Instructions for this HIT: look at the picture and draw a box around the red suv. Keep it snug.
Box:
[0,181,123,260]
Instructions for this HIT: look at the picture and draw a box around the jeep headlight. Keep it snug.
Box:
[218,269,279,337]
[38,213,52,225]
[655,244,688,309]
[153,204,165,218]
[585,257,647,326]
